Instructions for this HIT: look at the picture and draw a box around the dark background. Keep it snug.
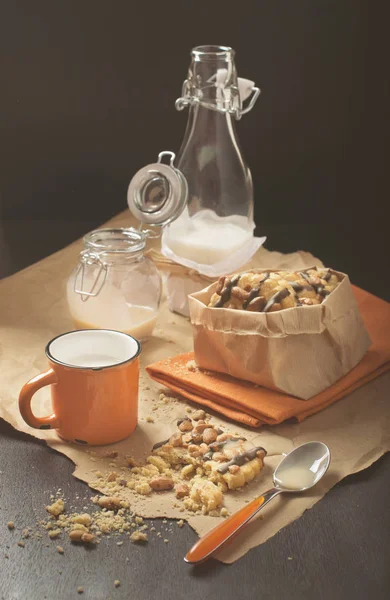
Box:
[0,0,388,296]
[0,3,389,599]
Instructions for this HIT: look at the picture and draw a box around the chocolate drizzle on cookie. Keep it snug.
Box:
[201,436,248,461]
[300,271,312,285]
[289,282,313,293]
[216,446,267,474]
[213,274,241,307]
[263,288,290,312]
[242,286,262,309]
[241,272,270,309]
[299,268,335,298]
[152,438,170,451]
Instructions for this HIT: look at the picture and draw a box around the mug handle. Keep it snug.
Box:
[19,369,60,430]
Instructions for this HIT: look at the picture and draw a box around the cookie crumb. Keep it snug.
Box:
[17,541,25,548]
[114,580,120,588]
[130,531,148,543]
[103,451,118,459]
[46,499,64,517]
[77,587,84,594]
[177,520,184,528]
[7,521,15,530]
[56,546,64,554]
[164,538,169,543]
[48,529,61,539]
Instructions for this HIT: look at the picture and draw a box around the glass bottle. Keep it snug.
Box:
[163,45,260,266]
[67,228,161,340]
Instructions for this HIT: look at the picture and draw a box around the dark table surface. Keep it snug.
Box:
[0,218,389,600]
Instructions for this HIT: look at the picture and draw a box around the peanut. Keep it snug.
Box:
[68,529,84,542]
[192,409,206,421]
[97,496,121,510]
[81,533,96,544]
[169,433,183,447]
[149,477,174,491]
[69,530,95,543]
[191,432,203,444]
[193,423,209,434]
[231,286,250,302]
[178,420,193,433]
[175,483,190,499]
[215,276,226,295]
[247,296,266,312]
[217,433,233,443]
[203,428,218,445]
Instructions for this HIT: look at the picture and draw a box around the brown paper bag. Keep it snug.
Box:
[188,269,372,399]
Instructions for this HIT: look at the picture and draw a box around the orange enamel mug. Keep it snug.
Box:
[18,329,140,445]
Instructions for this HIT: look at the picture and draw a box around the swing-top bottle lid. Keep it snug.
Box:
[127,151,188,228]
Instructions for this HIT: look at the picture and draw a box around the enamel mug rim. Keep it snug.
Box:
[45,329,141,370]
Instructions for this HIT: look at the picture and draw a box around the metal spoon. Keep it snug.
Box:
[184,441,331,564]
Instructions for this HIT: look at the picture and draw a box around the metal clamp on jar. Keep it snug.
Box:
[67,228,161,340]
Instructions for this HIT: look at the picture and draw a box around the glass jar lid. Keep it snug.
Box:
[127,151,188,228]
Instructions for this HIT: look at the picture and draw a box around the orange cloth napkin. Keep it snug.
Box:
[146,286,390,428]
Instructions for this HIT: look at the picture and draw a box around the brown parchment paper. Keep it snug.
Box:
[0,210,389,564]
[189,271,372,399]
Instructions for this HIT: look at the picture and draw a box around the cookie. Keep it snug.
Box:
[208,267,342,312]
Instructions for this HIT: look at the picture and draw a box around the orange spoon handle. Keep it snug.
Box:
[185,487,281,564]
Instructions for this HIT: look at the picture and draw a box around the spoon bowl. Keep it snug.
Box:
[185,441,331,564]
[274,441,331,492]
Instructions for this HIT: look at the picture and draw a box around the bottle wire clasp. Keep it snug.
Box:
[175,75,260,120]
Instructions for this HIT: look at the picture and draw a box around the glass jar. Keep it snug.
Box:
[67,228,161,340]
